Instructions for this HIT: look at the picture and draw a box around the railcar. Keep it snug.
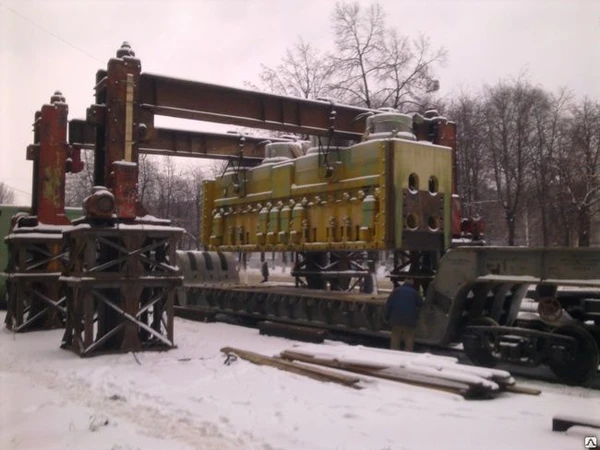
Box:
[188,111,600,386]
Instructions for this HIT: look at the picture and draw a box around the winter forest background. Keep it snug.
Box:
[1,1,597,248]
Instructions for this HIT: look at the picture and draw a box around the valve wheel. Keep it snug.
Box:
[548,325,599,386]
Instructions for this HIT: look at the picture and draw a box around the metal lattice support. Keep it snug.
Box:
[4,232,68,332]
[292,251,377,293]
[4,90,82,333]
[389,250,440,293]
[60,224,182,356]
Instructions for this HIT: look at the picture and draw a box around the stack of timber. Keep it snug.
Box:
[221,344,541,399]
[279,344,541,399]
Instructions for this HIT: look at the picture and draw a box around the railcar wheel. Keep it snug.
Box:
[548,325,599,386]
[462,316,499,368]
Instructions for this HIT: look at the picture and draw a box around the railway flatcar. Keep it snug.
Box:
[193,111,600,386]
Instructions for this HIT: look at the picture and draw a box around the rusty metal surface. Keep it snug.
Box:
[4,91,84,332]
[403,190,445,231]
[88,43,142,218]
[112,162,138,219]
[149,128,275,161]
[436,121,458,195]
[138,73,374,140]
[69,119,278,165]
[4,275,66,332]
[26,92,75,225]
[61,224,183,356]
[4,233,69,331]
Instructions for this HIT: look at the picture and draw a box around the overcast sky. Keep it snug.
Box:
[1,0,599,204]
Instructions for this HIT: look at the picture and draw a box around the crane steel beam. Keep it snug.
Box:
[138,73,375,140]
[69,119,278,166]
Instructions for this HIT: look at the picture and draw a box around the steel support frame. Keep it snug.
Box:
[61,226,182,356]
[389,250,439,293]
[4,234,68,331]
[4,92,83,333]
[61,279,178,356]
[48,43,185,356]
[292,251,376,293]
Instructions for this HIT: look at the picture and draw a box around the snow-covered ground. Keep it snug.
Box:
[1,311,598,450]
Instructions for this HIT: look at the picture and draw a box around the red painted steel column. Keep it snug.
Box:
[101,42,142,219]
[27,91,71,225]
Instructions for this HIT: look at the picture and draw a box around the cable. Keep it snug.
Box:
[0,2,101,62]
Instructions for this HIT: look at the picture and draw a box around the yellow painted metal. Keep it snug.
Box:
[392,139,453,249]
[124,73,135,162]
[201,136,452,252]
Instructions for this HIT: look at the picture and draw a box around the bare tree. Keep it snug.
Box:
[328,2,386,108]
[556,98,600,247]
[0,182,15,204]
[377,33,446,110]
[152,156,179,219]
[450,85,598,248]
[138,153,160,207]
[448,93,488,218]
[139,157,210,248]
[483,78,540,245]
[65,150,94,207]
[63,148,217,250]
[328,2,446,109]
[529,88,571,246]
[252,2,446,111]
[253,38,335,99]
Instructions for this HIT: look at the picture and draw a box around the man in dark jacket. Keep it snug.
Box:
[260,260,269,283]
[384,279,423,351]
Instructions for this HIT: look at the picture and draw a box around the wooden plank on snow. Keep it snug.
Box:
[258,321,327,343]
[552,414,600,431]
[502,384,542,396]
[220,347,362,389]
[174,306,216,322]
[279,350,486,398]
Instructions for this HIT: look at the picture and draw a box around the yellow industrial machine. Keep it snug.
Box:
[202,113,452,254]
